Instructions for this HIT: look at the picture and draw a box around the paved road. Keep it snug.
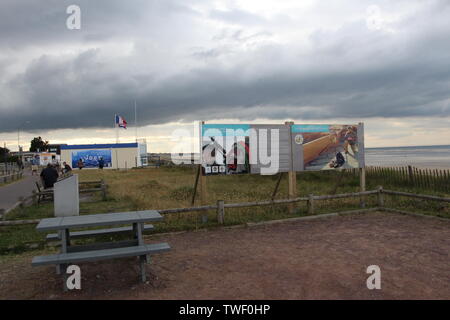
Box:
[0,169,39,213]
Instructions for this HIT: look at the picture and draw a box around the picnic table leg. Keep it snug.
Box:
[60,229,70,292]
[134,222,147,283]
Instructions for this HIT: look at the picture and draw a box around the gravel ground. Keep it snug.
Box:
[0,211,449,300]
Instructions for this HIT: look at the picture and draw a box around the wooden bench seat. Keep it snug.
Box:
[31,242,171,266]
[45,224,155,241]
[35,182,54,204]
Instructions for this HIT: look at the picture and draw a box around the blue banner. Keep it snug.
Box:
[202,124,251,136]
[72,149,112,168]
[291,124,330,133]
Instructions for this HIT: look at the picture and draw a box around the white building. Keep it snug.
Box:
[60,142,147,169]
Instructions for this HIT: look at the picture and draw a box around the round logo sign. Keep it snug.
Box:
[294,134,304,145]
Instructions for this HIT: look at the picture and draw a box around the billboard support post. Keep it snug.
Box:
[191,164,201,205]
[271,172,284,200]
[286,121,297,214]
[358,122,366,208]
[199,121,207,205]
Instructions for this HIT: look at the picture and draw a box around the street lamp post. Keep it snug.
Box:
[17,120,30,168]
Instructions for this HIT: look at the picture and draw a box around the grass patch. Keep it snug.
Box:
[0,166,448,256]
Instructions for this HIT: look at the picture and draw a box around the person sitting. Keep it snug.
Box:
[62,162,72,174]
[40,163,59,189]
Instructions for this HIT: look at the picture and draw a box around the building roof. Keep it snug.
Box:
[61,143,138,150]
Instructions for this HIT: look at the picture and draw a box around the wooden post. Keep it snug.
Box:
[377,186,384,207]
[101,179,107,201]
[217,200,224,224]
[286,121,297,213]
[359,167,366,208]
[191,164,201,205]
[32,190,38,205]
[198,121,207,206]
[307,194,314,215]
[200,168,207,205]
[16,196,24,217]
[271,172,283,200]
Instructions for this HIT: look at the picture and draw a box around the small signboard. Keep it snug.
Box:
[54,174,79,217]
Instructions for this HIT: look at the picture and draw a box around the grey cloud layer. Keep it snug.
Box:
[1,0,449,132]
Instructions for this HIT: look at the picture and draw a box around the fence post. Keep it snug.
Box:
[0,209,5,221]
[359,167,366,208]
[377,186,384,207]
[407,165,413,185]
[18,196,24,215]
[32,190,38,205]
[307,194,314,215]
[101,179,107,201]
[217,200,224,224]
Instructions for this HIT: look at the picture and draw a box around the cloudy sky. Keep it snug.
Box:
[1,0,449,152]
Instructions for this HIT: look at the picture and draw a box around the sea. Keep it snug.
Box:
[168,145,450,169]
[365,145,450,169]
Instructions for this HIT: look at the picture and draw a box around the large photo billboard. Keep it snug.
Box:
[291,124,364,171]
[71,149,112,168]
[201,123,364,175]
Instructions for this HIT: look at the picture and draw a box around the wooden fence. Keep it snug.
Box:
[0,163,21,176]
[1,186,448,226]
[0,171,23,184]
[366,166,449,192]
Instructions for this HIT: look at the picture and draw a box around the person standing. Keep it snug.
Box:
[40,163,59,189]
[31,156,38,176]
[77,159,84,170]
[98,157,105,170]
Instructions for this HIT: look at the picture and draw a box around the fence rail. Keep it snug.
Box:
[2,186,447,226]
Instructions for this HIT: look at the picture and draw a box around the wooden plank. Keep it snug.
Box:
[66,240,139,253]
[31,243,171,266]
[36,210,162,232]
[46,224,155,241]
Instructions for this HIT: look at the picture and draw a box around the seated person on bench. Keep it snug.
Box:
[40,163,59,189]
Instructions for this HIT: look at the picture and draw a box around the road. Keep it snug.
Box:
[0,169,39,214]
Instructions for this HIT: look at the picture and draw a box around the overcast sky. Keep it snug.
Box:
[1,0,449,151]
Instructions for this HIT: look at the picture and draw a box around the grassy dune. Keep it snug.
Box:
[0,166,448,254]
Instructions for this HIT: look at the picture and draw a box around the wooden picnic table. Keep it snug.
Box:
[32,210,170,291]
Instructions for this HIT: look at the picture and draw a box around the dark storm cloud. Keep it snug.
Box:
[0,0,450,132]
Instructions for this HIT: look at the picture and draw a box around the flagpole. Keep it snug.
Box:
[134,100,138,143]
[115,114,119,144]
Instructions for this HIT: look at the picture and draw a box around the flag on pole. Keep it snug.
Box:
[115,114,127,129]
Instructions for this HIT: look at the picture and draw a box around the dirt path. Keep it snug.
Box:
[0,211,449,299]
